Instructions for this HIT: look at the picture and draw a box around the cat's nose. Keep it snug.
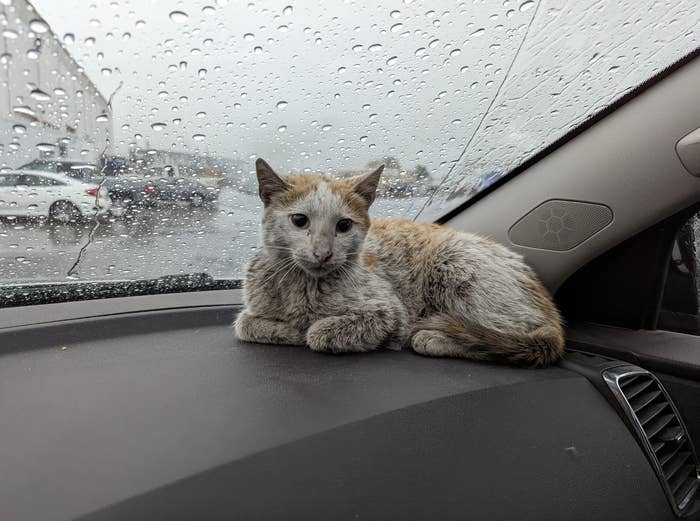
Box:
[313,250,333,264]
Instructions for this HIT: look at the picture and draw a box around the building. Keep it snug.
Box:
[0,0,110,169]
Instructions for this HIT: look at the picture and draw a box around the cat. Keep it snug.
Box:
[234,158,564,366]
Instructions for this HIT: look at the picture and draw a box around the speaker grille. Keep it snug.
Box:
[509,199,612,251]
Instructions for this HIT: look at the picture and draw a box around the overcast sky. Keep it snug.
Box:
[29,0,699,219]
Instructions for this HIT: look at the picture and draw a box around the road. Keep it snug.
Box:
[0,188,426,285]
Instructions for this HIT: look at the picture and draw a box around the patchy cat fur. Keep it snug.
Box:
[234,158,564,367]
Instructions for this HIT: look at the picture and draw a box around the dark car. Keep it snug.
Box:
[151,177,218,207]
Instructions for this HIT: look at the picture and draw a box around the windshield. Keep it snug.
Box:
[0,1,698,296]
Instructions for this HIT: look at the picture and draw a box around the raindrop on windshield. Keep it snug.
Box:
[368,43,382,52]
[276,100,288,109]
[151,122,167,131]
[196,111,206,118]
[352,44,363,52]
[519,1,535,12]
[449,48,461,57]
[12,124,26,134]
[390,10,401,18]
[95,114,109,122]
[390,23,403,33]
[277,25,288,32]
[278,125,287,132]
[198,68,207,77]
[54,87,66,96]
[283,5,293,15]
[28,19,49,33]
[135,20,146,28]
[36,143,56,152]
[202,5,216,15]
[169,11,189,23]
[26,49,40,60]
[63,33,75,44]
[2,29,18,39]
[30,88,50,101]
[321,124,332,131]
[386,56,397,65]
[192,134,206,141]
[101,68,112,76]
[243,33,254,41]
[471,28,485,36]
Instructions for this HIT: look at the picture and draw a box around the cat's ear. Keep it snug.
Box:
[256,158,289,205]
[353,165,383,207]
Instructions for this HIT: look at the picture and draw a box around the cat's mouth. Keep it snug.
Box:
[296,258,338,277]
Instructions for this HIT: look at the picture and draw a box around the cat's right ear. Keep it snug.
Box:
[256,158,289,206]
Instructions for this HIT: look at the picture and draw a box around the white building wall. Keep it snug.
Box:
[0,0,110,168]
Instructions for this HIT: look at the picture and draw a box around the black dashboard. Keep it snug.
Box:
[0,291,697,521]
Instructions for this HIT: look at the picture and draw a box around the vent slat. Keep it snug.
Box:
[652,441,665,452]
[674,478,699,510]
[629,389,662,412]
[621,378,653,399]
[663,451,691,480]
[638,402,668,425]
[658,426,685,443]
[658,441,686,467]
[645,413,675,439]
[669,465,694,495]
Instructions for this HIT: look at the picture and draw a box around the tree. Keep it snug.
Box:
[368,155,401,170]
[414,164,429,182]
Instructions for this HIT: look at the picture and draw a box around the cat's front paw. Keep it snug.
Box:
[306,316,376,353]
[306,317,346,353]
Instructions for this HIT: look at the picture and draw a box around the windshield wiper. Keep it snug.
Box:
[0,273,241,308]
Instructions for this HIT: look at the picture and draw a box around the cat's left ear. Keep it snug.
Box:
[353,165,383,207]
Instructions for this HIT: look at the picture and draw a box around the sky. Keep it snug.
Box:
[26,0,700,219]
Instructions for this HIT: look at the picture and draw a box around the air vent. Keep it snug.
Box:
[604,366,699,516]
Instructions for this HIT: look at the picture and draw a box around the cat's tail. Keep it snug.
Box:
[412,314,564,367]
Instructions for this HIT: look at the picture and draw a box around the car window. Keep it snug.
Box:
[0,174,20,187]
[17,175,64,187]
[0,0,697,299]
[658,212,700,335]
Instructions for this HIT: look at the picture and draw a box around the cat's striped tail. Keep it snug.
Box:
[412,314,565,367]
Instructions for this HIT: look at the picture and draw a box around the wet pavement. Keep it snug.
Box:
[0,188,425,285]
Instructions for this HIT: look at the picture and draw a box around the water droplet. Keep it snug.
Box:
[253,45,262,53]
[368,43,382,52]
[243,33,254,41]
[471,28,485,37]
[135,20,146,28]
[192,134,206,141]
[169,10,189,23]
[36,142,56,152]
[386,56,398,65]
[26,49,40,60]
[414,47,426,56]
[352,44,363,52]
[428,38,439,48]
[276,100,288,109]
[198,68,207,78]
[449,48,461,57]
[277,25,288,32]
[96,114,109,122]
[519,0,535,12]
[0,52,11,64]
[321,124,332,131]
[390,23,403,33]
[101,68,112,76]
[2,29,18,39]
[13,105,35,117]
[30,88,50,101]
[12,124,26,134]
[609,65,620,72]
[29,19,49,33]
[63,33,75,44]
[506,9,515,18]
[277,125,287,132]
[122,32,131,41]
[196,111,206,118]
[84,37,96,46]
[451,119,462,125]
[202,5,216,15]
[283,5,293,15]
[151,122,167,131]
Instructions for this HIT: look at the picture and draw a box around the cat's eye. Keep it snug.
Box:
[290,213,309,228]
[336,218,353,233]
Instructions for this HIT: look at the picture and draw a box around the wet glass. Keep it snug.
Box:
[0,0,697,294]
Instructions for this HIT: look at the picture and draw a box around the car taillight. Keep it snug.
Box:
[145,185,155,194]
[86,187,99,197]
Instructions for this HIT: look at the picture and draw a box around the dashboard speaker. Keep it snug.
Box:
[509,199,613,252]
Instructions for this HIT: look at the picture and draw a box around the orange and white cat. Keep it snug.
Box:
[234,158,564,366]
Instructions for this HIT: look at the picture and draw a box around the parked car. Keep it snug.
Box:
[19,159,155,217]
[0,170,111,223]
[151,177,218,207]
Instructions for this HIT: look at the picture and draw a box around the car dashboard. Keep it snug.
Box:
[0,292,698,521]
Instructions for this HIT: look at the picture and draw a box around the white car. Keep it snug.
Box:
[0,170,111,223]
